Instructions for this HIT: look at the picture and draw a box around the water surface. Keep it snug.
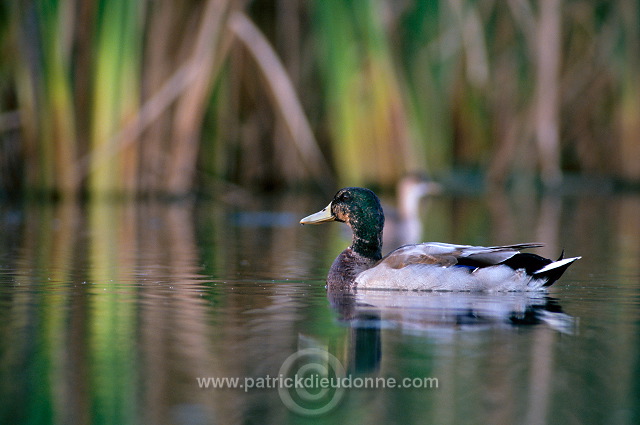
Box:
[0,191,638,424]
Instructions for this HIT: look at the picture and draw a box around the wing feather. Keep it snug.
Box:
[380,242,544,269]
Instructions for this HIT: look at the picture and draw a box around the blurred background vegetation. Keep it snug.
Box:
[0,0,638,199]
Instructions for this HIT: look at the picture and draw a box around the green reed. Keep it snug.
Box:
[1,0,639,198]
[89,0,143,196]
[313,0,417,187]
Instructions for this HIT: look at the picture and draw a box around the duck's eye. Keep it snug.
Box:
[338,192,351,202]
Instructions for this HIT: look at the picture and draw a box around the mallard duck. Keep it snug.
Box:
[383,174,441,251]
[300,187,580,291]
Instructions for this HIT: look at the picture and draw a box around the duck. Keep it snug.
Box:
[300,187,580,292]
[382,173,441,251]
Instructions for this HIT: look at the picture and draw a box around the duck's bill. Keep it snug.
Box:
[300,202,335,224]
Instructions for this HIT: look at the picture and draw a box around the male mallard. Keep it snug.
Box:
[300,187,580,291]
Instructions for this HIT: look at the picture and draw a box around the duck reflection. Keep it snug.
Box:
[327,290,383,375]
[329,289,575,335]
[311,288,577,423]
[326,288,575,377]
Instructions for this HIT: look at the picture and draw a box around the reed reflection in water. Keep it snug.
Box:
[0,190,638,424]
[0,195,332,425]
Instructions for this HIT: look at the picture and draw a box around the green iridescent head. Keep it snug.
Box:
[300,187,385,259]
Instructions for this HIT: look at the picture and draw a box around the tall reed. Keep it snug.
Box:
[6,0,328,197]
[617,0,640,181]
[313,0,417,187]
[12,1,78,196]
[89,0,142,196]
[2,0,640,197]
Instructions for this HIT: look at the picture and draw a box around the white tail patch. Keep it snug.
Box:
[534,257,581,275]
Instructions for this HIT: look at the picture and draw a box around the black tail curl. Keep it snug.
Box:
[501,250,578,287]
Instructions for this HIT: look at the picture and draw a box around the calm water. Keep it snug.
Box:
[0,190,639,425]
